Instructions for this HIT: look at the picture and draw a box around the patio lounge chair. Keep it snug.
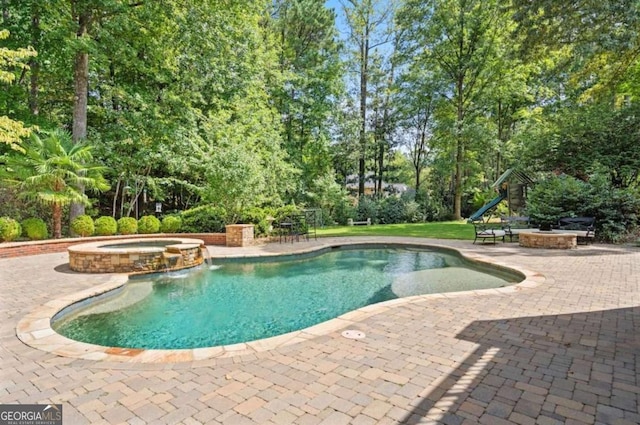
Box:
[472,220,506,244]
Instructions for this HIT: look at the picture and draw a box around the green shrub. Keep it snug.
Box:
[356,197,379,223]
[21,217,48,240]
[0,217,22,242]
[307,171,352,225]
[526,172,640,242]
[180,205,226,233]
[239,207,271,236]
[332,198,356,225]
[94,216,118,236]
[117,217,138,235]
[138,215,161,234]
[419,192,449,222]
[527,175,587,227]
[274,205,302,222]
[378,197,406,224]
[581,173,640,242]
[161,215,182,233]
[404,201,424,223]
[70,215,95,237]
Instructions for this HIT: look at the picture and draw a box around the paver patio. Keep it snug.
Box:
[1,236,639,424]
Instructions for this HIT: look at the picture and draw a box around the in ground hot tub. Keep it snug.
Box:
[68,238,206,273]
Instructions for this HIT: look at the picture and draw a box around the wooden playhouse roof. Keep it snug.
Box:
[491,168,535,188]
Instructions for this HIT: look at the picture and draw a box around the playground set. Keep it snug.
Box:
[468,168,535,222]
[468,170,595,246]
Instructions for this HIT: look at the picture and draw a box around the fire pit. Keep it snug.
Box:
[519,231,576,249]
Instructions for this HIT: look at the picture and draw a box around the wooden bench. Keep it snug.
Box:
[348,218,371,226]
[554,217,596,244]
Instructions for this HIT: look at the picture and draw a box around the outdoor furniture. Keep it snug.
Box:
[554,217,596,244]
[302,209,318,240]
[500,216,532,242]
[472,220,506,244]
[277,210,317,243]
[291,214,309,242]
[276,217,293,243]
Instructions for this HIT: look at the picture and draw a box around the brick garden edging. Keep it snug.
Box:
[0,233,226,259]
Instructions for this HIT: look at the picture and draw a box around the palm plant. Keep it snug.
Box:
[1,129,109,238]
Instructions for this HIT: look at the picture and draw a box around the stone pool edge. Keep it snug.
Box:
[16,240,548,363]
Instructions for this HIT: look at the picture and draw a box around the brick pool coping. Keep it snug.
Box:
[16,240,547,363]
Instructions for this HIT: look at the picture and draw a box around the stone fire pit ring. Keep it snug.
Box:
[519,231,577,249]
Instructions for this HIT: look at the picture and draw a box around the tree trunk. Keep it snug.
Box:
[453,137,464,219]
[52,203,62,239]
[2,0,9,21]
[377,142,384,195]
[453,76,465,220]
[358,33,369,197]
[377,45,395,198]
[112,176,121,218]
[496,100,502,181]
[414,128,426,197]
[70,8,91,222]
[29,3,40,115]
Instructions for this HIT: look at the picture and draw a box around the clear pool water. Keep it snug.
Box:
[53,247,519,349]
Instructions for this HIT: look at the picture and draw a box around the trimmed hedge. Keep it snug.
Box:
[161,215,182,233]
[117,217,138,235]
[94,216,118,236]
[21,218,48,240]
[70,215,94,237]
[180,205,226,233]
[138,215,161,234]
[0,217,22,242]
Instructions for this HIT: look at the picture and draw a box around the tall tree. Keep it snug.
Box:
[68,0,147,220]
[368,24,404,196]
[270,0,343,199]
[342,0,392,196]
[396,70,438,198]
[0,29,36,152]
[368,51,397,195]
[512,0,640,99]
[2,0,77,129]
[398,0,513,219]
[1,129,109,238]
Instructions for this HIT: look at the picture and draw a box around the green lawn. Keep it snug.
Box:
[315,220,475,240]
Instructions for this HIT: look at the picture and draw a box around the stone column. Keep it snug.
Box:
[225,224,255,247]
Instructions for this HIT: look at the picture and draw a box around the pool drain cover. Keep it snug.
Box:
[342,330,366,340]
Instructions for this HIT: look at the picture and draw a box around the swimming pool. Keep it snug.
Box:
[52,245,521,349]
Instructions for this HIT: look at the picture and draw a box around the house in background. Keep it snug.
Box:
[345,173,409,197]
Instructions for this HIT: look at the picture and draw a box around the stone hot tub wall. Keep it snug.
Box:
[67,238,206,273]
[0,233,225,259]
